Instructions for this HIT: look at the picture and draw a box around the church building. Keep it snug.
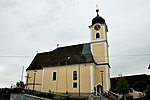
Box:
[26,7,110,96]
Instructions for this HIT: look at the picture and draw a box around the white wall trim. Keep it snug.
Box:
[91,39,106,43]
[90,64,94,93]
[103,26,106,40]
[96,62,108,65]
[95,83,102,95]
[103,26,109,90]
[104,42,108,63]
[95,83,102,87]
[105,66,109,91]
[90,25,93,43]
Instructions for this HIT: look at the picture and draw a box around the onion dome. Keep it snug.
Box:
[92,8,105,25]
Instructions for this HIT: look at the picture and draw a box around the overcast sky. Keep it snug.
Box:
[0,0,150,88]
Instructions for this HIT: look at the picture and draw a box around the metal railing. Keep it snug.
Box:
[106,90,122,100]
[91,90,122,100]
[93,90,103,100]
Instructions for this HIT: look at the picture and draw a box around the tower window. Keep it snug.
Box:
[53,72,56,81]
[96,33,100,39]
[73,71,77,80]
[73,82,77,88]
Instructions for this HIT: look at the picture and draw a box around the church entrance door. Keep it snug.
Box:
[96,84,102,96]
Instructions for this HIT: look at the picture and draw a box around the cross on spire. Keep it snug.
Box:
[96,4,99,16]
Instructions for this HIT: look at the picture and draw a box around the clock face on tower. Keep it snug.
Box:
[94,25,101,31]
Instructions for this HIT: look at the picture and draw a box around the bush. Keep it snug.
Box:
[0,88,11,100]
[0,88,71,100]
[16,81,25,88]
[133,81,148,92]
[53,94,70,100]
[0,88,55,100]
[145,85,150,100]
[125,94,133,100]
[103,92,111,99]
[115,78,129,95]
[11,88,23,93]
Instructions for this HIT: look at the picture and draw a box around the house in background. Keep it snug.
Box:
[26,8,110,96]
[110,74,150,92]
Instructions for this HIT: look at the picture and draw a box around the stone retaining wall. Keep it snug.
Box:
[10,93,52,100]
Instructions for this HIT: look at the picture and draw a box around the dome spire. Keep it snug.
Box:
[96,4,99,16]
[91,4,105,25]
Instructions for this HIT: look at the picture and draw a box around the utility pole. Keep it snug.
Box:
[21,66,24,81]
[148,64,150,69]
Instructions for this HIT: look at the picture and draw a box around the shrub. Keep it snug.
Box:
[103,92,111,99]
[0,88,70,100]
[133,81,148,92]
[0,88,11,100]
[115,78,129,95]
[145,85,150,100]
[16,81,25,88]
[11,88,23,93]
[125,94,133,100]
[53,94,70,100]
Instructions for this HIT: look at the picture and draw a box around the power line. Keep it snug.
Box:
[0,56,32,58]
[90,53,150,58]
[110,53,150,57]
[0,53,150,58]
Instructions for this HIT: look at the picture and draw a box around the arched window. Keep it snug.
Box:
[96,33,100,39]
[73,71,77,80]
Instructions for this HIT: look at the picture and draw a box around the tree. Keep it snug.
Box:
[16,81,25,88]
[133,81,148,92]
[145,85,150,100]
[115,78,129,95]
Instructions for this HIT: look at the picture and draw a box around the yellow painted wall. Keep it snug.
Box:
[95,66,105,86]
[43,67,58,92]
[26,69,43,91]
[107,66,111,89]
[92,43,106,63]
[66,65,79,93]
[80,64,90,93]
[42,64,91,93]
[94,65,110,91]
[26,63,110,93]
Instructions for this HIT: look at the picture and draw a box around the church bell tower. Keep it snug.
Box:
[89,7,109,64]
[89,6,110,91]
